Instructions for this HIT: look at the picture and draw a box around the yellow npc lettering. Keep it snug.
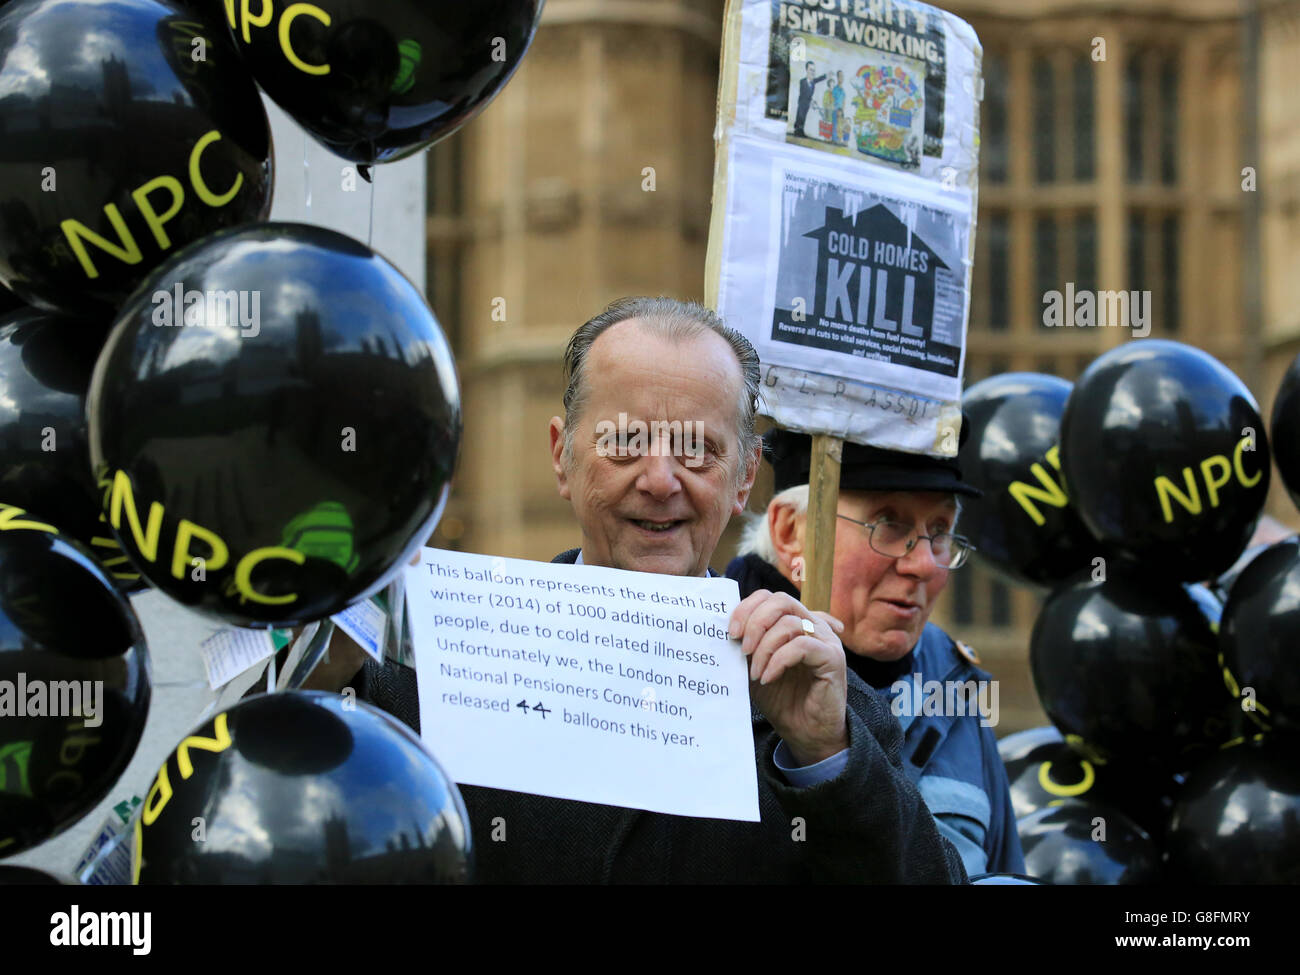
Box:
[61,206,143,280]
[171,519,231,580]
[61,128,240,280]
[1233,436,1262,488]
[1199,455,1232,509]
[131,175,185,250]
[176,713,232,778]
[0,504,58,534]
[1154,468,1201,524]
[141,762,173,827]
[240,0,274,43]
[1037,758,1095,798]
[280,3,331,75]
[235,546,305,605]
[1008,460,1069,527]
[109,470,165,564]
[190,130,244,207]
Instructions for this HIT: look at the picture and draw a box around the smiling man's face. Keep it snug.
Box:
[550,319,756,577]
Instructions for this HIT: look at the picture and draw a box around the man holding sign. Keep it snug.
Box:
[341,297,966,883]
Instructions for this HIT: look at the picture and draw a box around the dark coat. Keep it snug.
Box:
[354,548,968,883]
[725,552,1024,876]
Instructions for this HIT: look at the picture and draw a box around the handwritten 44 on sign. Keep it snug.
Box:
[515,700,552,718]
[406,548,759,821]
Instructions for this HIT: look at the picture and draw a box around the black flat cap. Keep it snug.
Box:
[764,423,982,498]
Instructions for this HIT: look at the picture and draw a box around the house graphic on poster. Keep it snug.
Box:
[800,203,947,339]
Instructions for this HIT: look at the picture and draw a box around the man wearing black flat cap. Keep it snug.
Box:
[726,425,1024,877]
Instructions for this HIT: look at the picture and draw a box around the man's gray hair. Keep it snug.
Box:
[560,296,763,483]
[738,485,809,563]
[738,485,962,563]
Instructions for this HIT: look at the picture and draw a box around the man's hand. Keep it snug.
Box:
[728,588,848,768]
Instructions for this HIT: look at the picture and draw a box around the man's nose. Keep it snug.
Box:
[637,450,682,498]
[896,536,941,577]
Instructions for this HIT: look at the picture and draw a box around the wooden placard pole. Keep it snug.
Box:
[801,434,842,613]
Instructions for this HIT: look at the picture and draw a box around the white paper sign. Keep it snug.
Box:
[199,627,276,690]
[332,597,388,663]
[405,549,759,821]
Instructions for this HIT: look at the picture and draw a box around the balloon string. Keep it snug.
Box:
[303,132,312,212]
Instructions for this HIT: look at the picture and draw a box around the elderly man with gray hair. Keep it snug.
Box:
[725,428,1024,877]
[316,296,969,884]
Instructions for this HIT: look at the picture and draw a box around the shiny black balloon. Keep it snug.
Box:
[1219,538,1300,734]
[0,525,150,858]
[224,0,543,164]
[0,0,273,314]
[999,725,1179,840]
[135,691,471,883]
[968,873,1042,885]
[961,373,1098,587]
[1271,351,1300,512]
[1060,340,1269,582]
[87,222,461,627]
[1165,741,1300,883]
[1030,571,1239,771]
[1018,801,1162,884]
[0,311,142,591]
[1000,725,1110,818]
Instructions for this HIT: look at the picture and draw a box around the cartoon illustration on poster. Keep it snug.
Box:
[766,0,946,170]
[770,169,967,380]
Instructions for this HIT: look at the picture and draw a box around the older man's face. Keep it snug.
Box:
[828,489,956,660]
[550,319,756,577]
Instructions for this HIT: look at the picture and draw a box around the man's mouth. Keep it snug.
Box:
[631,518,684,533]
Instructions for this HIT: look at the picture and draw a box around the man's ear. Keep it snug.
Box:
[769,499,805,576]
[549,416,570,500]
[731,443,762,516]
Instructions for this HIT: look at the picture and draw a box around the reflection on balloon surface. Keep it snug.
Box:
[136,692,471,884]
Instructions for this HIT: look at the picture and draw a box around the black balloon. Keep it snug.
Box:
[1271,351,1300,511]
[961,373,1097,587]
[999,725,1179,840]
[0,524,150,858]
[1060,340,1269,582]
[1219,538,1300,733]
[224,0,543,164]
[968,873,1042,885]
[1018,801,1162,884]
[135,691,471,883]
[1165,741,1300,883]
[1030,571,1238,771]
[0,310,142,592]
[0,0,273,314]
[88,222,461,627]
